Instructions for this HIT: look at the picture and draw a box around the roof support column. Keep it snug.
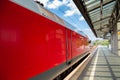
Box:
[111,22,117,55]
[117,19,120,56]
[110,0,120,56]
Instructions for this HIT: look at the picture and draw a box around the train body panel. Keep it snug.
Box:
[0,0,90,80]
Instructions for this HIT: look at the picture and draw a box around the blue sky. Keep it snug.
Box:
[37,0,96,40]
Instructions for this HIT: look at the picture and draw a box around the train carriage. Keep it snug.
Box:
[0,0,90,80]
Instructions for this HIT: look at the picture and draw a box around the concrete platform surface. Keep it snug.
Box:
[78,46,120,80]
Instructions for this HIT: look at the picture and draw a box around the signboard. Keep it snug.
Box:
[118,31,120,35]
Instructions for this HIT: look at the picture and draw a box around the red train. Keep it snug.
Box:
[0,0,90,80]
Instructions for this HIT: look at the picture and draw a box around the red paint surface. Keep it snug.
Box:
[66,29,72,60]
[0,1,89,80]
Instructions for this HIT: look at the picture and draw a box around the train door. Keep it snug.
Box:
[66,29,72,65]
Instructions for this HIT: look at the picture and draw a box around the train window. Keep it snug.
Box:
[11,0,41,14]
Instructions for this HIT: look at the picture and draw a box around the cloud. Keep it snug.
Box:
[47,0,64,9]
[62,0,69,4]
[36,0,95,40]
[37,0,81,16]
[79,16,85,21]
[36,0,64,9]
[63,0,80,17]
[64,10,75,16]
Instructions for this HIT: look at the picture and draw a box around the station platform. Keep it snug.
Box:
[78,46,120,80]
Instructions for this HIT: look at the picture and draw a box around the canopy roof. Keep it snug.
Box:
[73,0,116,38]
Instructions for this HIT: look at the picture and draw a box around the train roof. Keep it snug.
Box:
[11,0,88,38]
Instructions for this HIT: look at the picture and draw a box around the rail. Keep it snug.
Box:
[53,46,97,80]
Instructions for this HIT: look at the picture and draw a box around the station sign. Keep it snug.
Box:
[118,31,120,35]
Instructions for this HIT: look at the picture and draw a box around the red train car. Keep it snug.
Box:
[0,0,90,80]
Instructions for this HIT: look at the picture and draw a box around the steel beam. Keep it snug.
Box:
[73,0,97,37]
[88,0,115,12]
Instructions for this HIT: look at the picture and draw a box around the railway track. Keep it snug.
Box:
[64,47,97,80]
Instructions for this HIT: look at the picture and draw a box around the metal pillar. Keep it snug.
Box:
[117,19,120,55]
[111,24,118,55]
[110,0,120,56]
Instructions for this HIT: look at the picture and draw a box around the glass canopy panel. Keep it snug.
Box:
[102,1,115,18]
[103,1,115,8]
[85,1,100,11]
[97,18,109,23]
[93,22,109,28]
[94,25,101,29]
[79,0,116,37]
[85,0,96,5]
[93,18,109,25]
[89,8,100,14]
[84,0,115,11]
[88,8,100,21]
[89,10,100,17]
[87,0,115,26]
[90,16,100,22]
